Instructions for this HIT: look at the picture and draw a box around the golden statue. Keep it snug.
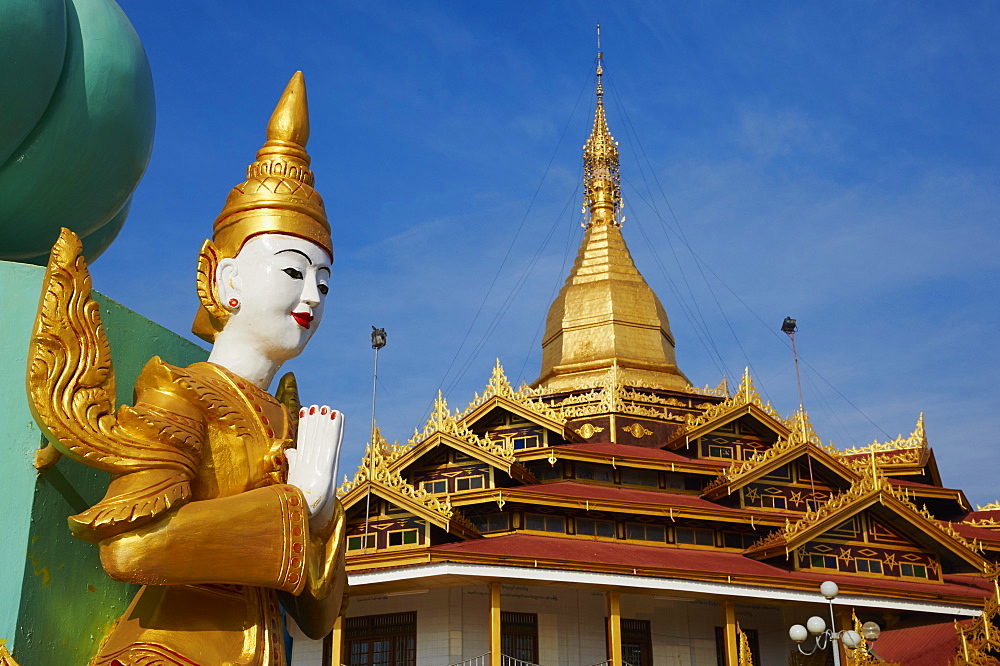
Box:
[27,72,346,665]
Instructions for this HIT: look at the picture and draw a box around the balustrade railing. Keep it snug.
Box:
[447,653,490,666]
[442,653,636,666]
[501,655,541,666]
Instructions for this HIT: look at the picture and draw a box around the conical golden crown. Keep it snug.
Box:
[192,72,331,343]
[212,71,331,258]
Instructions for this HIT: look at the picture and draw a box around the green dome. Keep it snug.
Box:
[0,0,154,264]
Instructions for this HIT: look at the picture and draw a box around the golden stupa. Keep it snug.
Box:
[534,54,690,392]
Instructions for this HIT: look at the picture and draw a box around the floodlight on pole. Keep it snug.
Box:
[363,326,387,552]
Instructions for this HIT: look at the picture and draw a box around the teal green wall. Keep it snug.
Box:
[0,260,208,663]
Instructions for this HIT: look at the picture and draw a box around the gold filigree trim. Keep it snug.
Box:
[950,567,1000,665]
[675,368,787,440]
[736,623,755,666]
[621,423,653,438]
[459,360,565,425]
[840,413,927,457]
[977,501,1000,512]
[538,366,691,421]
[691,376,730,398]
[575,424,604,439]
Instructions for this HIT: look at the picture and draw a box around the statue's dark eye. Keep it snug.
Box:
[318,284,329,295]
[283,267,303,280]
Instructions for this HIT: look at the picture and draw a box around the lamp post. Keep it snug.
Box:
[788,581,881,665]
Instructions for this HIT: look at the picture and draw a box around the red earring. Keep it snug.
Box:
[229,298,239,308]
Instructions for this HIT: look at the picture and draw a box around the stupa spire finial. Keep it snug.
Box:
[582,25,622,227]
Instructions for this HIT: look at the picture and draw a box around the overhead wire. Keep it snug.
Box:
[424,65,594,420]
[602,59,893,439]
[604,73,733,382]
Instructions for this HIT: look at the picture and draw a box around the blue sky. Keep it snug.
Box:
[100,1,1000,504]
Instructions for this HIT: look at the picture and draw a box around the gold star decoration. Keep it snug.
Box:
[837,547,854,565]
[745,487,760,502]
[883,553,897,569]
[789,491,804,506]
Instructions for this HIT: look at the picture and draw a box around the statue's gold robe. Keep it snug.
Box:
[75,360,345,666]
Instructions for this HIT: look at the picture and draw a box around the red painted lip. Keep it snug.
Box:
[291,311,313,329]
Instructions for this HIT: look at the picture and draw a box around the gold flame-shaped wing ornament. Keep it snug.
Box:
[27,228,201,542]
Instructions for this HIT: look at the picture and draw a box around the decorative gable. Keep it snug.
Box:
[702,411,857,502]
[839,414,941,485]
[459,360,568,442]
[745,470,987,577]
[667,368,792,451]
[337,427,478,539]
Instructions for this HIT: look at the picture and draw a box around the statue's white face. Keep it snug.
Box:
[216,234,332,363]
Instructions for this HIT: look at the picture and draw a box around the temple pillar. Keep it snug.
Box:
[489,582,501,666]
[608,590,622,666]
[329,614,344,666]
[722,600,738,666]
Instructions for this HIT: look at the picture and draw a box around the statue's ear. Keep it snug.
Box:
[216,257,240,306]
[193,240,230,341]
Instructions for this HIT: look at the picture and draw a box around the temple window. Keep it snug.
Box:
[501,612,538,664]
[621,619,653,666]
[761,495,787,509]
[708,444,734,459]
[348,534,376,551]
[577,463,614,483]
[512,435,540,449]
[621,468,658,487]
[421,480,446,494]
[626,523,666,543]
[666,474,705,491]
[346,612,416,666]
[387,529,419,547]
[810,554,838,570]
[455,475,486,491]
[856,558,882,574]
[675,527,714,546]
[533,465,562,481]
[525,513,566,533]
[723,532,757,549]
[900,563,927,578]
[576,517,615,537]
[472,513,511,533]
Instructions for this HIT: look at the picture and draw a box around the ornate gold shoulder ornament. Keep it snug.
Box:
[0,643,20,666]
[27,228,201,542]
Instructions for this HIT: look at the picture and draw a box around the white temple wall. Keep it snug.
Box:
[305,583,797,666]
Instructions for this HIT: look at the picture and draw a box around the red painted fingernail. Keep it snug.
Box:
[309,406,316,415]
[330,411,337,420]
[321,406,328,415]
[299,408,306,418]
